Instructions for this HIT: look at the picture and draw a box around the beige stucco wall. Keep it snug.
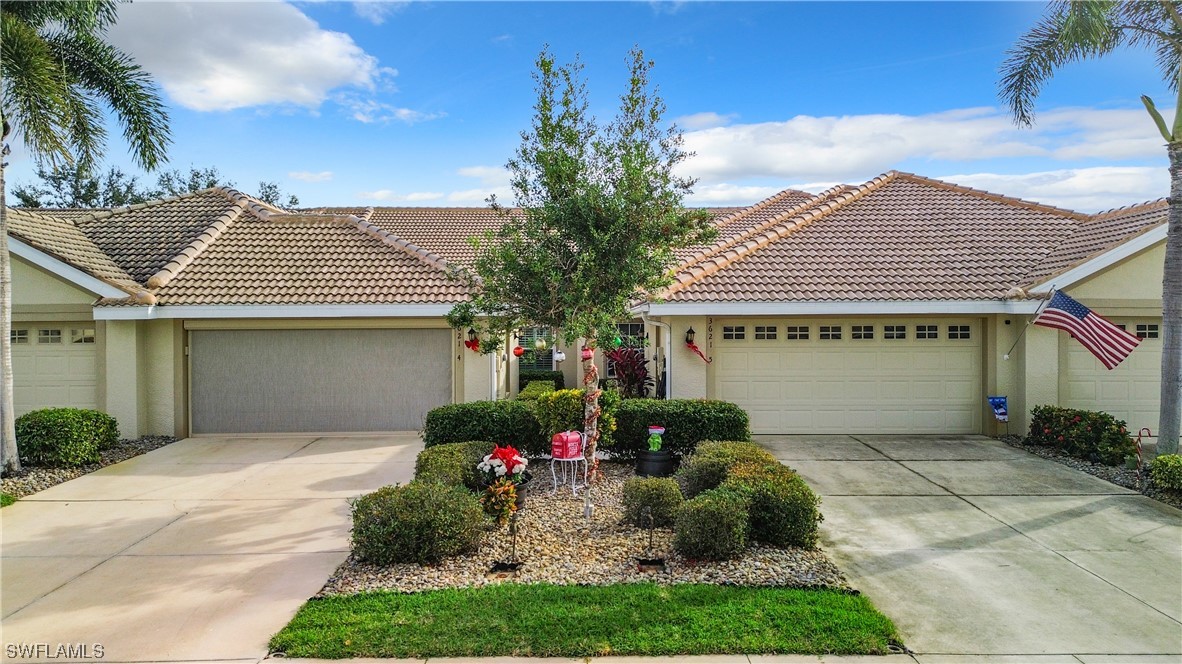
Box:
[985,314,1025,436]
[666,316,709,399]
[12,258,97,307]
[138,319,183,437]
[98,320,140,438]
[1069,244,1163,309]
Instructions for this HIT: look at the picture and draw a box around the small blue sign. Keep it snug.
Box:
[988,396,1009,423]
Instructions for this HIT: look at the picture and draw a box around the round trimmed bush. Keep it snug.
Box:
[676,440,778,498]
[622,476,683,528]
[673,487,751,560]
[414,441,494,492]
[722,461,822,548]
[351,481,484,565]
[1150,454,1182,491]
[16,408,119,467]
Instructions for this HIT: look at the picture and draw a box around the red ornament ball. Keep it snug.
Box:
[513,346,525,357]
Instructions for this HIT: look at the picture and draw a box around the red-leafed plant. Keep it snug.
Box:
[605,346,654,398]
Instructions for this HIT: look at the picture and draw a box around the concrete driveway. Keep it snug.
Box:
[1,434,422,663]
[759,434,1182,662]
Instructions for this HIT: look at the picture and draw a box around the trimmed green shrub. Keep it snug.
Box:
[414,441,494,492]
[722,462,822,548]
[622,476,683,528]
[1150,454,1182,491]
[676,441,778,498]
[520,369,565,390]
[1027,405,1136,465]
[16,408,119,467]
[517,381,556,401]
[611,399,749,460]
[423,401,543,456]
[351,481,484,565]
[534,389,585,437]
[673,487,751,560]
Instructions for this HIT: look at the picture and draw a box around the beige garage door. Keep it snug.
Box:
[190,328,452,434]
[1061,318,1162,433]
[11,324,98,416]
[714,318,983,434]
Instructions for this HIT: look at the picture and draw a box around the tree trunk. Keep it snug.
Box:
[1,145,19,474]
[1157,142,1182,457]
[581,345,600,477]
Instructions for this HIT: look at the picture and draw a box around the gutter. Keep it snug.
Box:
[637,305,672,400]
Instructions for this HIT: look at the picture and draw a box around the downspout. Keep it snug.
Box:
[489,347,498,400]
[638,306,672,399]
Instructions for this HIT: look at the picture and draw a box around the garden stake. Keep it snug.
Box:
[643,506,655,558]
[509,511,519,564]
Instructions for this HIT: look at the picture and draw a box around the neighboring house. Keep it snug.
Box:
[7,171,1166,438]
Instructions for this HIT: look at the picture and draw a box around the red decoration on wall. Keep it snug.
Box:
[512,345,525,357]
[464,338,481,352]
[686,341,712,364]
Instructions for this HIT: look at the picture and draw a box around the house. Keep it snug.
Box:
[7,171,1167,439]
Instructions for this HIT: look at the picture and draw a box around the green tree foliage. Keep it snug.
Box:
[447,47,717,466]
[1,0,172,473]
[1000,1,1182,455]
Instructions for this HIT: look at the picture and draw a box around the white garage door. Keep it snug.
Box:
[189,328,452,434]
[1061,318,1162,433]
[11,324,98,416]
[714,318,983,434]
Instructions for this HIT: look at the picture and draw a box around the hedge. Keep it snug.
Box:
[622,476,683,528]
[517,381,556,401]
[676,441,778,498]
[1150,454,1182,491]
[520,369,565,390]
[351,482,484,565]
[16,408,119,467]
[722,461,822,548]
[610,399,750,460]
[414,441,495,492]
[422,401,543,456]
[673,487,751,560]
[1027,405,1136,466]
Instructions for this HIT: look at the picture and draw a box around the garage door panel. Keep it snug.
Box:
[191,328,451,434]
[878,380,910,400]
[1061,318,1163,432]
[12,322,98,415]
[911,353,944,370]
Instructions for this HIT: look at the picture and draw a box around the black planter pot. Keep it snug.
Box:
[636,449,676,477]
[513,472,532,510]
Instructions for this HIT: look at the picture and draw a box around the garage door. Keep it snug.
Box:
[1062,318,1162,433]
[11,323,98,416]
[714,318,983,434]
[190,328,452,434]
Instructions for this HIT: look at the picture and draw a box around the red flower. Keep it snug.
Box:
[490,444,525,472]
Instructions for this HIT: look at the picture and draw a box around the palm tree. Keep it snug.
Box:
[1,0,171,472]
[1001,0,1182,456]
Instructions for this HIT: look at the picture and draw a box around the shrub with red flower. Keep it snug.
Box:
[476,444,528,484]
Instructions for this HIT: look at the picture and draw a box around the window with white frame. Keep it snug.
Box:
[608,322,647,378]
[884,324,907,340]
[754,325,777,340]
[70,328,95,344]
[785,325,809,340]
[916,325,938,340]
[1136,323,1160,339]
[38,329,62,344]
[518,327,553,371]
[819,325,842,340]
[852,325,874,340]
[948,325,971,340]
[722,325,745,340]
[10,329,28,345]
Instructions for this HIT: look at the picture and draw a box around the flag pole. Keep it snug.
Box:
[1003,286,1056,361]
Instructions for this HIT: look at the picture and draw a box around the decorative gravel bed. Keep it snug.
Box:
[321,462,848,596]
[0,435,177,498]
[1001,435,1182,510]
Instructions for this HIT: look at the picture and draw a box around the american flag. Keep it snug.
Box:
[1034,291,1141,370]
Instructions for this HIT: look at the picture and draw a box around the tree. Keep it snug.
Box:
[150,165,229,198]
[256,180,300,208]
[1001,0,1182,456]
[447,47,716,480]
[1,0,171,473]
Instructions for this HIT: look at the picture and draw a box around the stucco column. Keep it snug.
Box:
[1021,323,1060,433]
[101,320,141,439]
[671,316,709,399]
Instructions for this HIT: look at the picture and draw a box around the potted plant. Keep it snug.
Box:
[477,444,531,511]
[636,426,675,477]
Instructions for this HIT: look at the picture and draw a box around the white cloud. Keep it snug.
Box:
[343,98,444,124]
[108,2,394,112]
[353,1,407,25]
[936,167,1166,213]
[491,34,513,45]
[289,171,334,183]
[675,112,737,130]
[688,183,785,206]
[679,107,1165,183]
[447,187,512,204]
[457,165,511,185]
[358,189,444,202]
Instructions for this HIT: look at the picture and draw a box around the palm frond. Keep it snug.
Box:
[0,13,73,165]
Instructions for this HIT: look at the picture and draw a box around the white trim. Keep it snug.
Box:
[645,299,1042,316]
[93,303,455,320]
[1029,224,1166,292]
[10,237,129,299]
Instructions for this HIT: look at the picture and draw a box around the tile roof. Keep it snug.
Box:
[674,189,821,263]
[6,208,145,296]
[664,172,1090,302]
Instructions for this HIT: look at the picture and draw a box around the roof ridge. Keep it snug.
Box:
[351,215,453,273]
[214,186,291,217]
[145,204,246,289]
[1018,219,1165,290]
[894,172,1090,221]
[74,189,211,225]
[708,187,815,230]
[1089,198,1168,221]
[664,173,900,297]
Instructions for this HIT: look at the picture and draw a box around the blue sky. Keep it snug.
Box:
[5,1,1172,211]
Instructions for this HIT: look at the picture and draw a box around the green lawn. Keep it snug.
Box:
[270,583,900,658]
[0,492,15,508]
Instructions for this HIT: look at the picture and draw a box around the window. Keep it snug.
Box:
[38,329,62,344]
[616,322,646,347]
[10,329,28,344]
[852,325,874,340]
[722,325,745,340]
[518,327,552,372]
[948,325,971,340]
[785,325,809,340]
[819,325,842,340]
[916,325,938,340]
[884,325,907,340]
[70,328,95,344]
[754,325,777,340]
[1136,324,1160,339]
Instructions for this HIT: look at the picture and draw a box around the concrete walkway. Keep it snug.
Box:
[1,434,422,663]
[758,434,1182,662]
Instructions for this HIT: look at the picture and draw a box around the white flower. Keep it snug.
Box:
[494,464,507,476]
[512,463,526,475]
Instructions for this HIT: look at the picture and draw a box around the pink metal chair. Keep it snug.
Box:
[550,430,587,495]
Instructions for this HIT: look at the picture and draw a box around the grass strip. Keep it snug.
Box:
[270,582,899,658]
[0,492,15,507]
